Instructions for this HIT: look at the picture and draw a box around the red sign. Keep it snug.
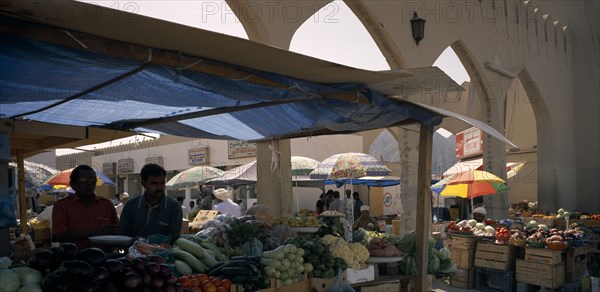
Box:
[456,127,483,159]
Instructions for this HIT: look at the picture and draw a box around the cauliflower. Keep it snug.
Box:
[322,235,345,246]
[330,243,356,269]
[349,242,370,269]
[0,257,12,270]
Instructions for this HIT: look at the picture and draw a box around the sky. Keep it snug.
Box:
[60,0,469,154]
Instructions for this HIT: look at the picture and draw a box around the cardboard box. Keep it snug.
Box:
[347,265,375,284]
[189,210,219,230]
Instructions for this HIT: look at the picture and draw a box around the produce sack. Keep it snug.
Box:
[241,238,263,256]
[329,269,354,292]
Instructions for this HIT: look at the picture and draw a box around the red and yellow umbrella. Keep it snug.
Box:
[431,170,508,199]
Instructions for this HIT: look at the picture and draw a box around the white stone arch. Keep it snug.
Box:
[288,0,390,71]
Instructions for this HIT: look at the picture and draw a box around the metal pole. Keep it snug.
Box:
[17,149,28,236]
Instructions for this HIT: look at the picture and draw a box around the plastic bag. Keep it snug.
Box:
[241,238,263,256]
[329,269,354,292]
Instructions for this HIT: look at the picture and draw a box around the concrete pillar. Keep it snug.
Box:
[397,125,421,233]
[256,140,293,218]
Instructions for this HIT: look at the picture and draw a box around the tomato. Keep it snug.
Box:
[190,277,201,287]
[178,277,194,288]
[203,283,217,292]
[216,287,228,292]
[220,279,232,289]
[197,274,209,282]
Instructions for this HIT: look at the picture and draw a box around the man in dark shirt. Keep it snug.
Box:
[353,192,363,220]
[118,164,182,242]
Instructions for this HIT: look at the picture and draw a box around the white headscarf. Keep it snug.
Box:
[473,207,487,216]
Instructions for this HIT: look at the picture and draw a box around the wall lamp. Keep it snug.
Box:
[410,12,426,45]
[484,62,517,79]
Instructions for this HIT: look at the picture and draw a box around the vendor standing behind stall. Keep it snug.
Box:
[118,164,182,242]
[212,188,241,217]
[52,165,118,249]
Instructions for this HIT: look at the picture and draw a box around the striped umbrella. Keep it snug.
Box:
[166,166,224,189]
[431,170,508,199]
[309,152,391,180]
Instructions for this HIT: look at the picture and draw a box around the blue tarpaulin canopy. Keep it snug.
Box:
[0,0,515,148]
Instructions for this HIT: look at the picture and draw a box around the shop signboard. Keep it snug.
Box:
[188,147,209,165]
[382,185,402,215]
[228,140,257,159]
[118,158,135,174]
[455,127,483,159]
[102,162,115,176]
[145,156,164,167]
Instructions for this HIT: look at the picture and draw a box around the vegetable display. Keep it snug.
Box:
[284,237,347,279]
[261,244,306,286]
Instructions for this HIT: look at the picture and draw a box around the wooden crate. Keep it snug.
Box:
[450,236,479,249]
[524,247,564,264]
[474,242,517,270]
[516,259,565,289]
[450,246,476,269]
[450,268,475,289]
[566,245,593,282]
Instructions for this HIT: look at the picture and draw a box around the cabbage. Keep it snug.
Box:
[526,220,538,229]
[485,226,496,234]
[17,267,42,285]
[467,219,478,227]
[0,257,12,270]
[475,223,486,230]
[538,224,548,231]
[0,269,20,292]
[437,248,451,261]
[428,256,440,274]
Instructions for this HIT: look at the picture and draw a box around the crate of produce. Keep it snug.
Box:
[475,242,518,270]
[516,259,565,289]
[450,268,475,289]
[525,247,564,264]
[450,235,480,249]
[475,268,515,292]
[275,273,309,292]
[450,246,476,269]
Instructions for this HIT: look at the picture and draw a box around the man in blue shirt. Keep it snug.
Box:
[118,164,182,242]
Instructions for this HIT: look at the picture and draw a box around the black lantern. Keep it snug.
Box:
[410,12,426,45]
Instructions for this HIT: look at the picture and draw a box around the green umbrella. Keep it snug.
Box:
[166,166,224,189]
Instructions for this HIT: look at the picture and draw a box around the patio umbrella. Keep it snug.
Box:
[40,167,115,189]
[309,152,391,180]
[430,170,508,199]
[209,156,321,185]
[9,161,58,190]
[166,166,224,190]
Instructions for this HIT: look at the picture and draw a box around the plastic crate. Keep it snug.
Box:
[475,268,516,292]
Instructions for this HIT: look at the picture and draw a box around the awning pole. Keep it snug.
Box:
[17,149,28,236]
[415,123,433,291]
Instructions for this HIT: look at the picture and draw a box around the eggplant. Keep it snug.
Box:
[29,250,58,273]
[105,283,119,292]
[159,263,172,276]
[145,262,160,275]
[60,260,94,278]
[163,284,177,292]
[151,276,164,288]
[165,274,178,286]
[132,258,146,272]
[76,247,107,265]
[91,266,110,282]
[142,273,152,286]
[73,280,102,292]
[104,259,124,273]
[123,272,142,289]
[60,242,79,258]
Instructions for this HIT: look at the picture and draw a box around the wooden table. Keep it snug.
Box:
[366,256,403,279]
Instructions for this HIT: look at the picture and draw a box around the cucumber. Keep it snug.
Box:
[221,267,253,276]
[171,249,207,273]
[175,238,206,259]
[174,260,193,276]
